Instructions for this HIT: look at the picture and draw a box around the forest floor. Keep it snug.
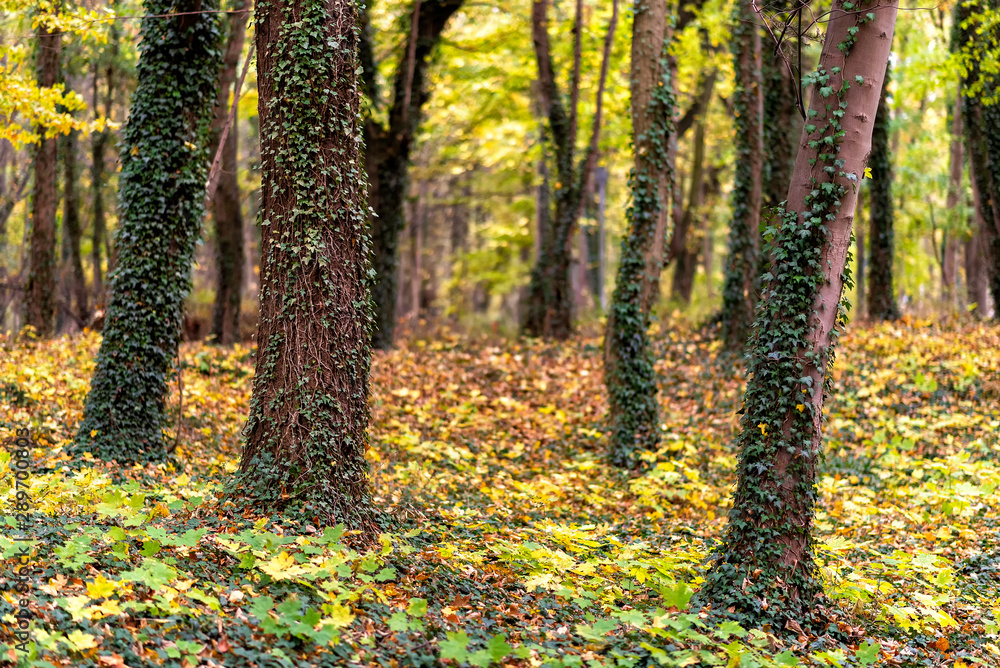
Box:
[1,321,999,668]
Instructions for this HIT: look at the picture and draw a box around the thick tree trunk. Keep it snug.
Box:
[603,0,671,469]
[209,0,249,345]
[719,0,764,350]
[62,127,89,327]
[73,0,222,463]
[364,0,463,350]
[698,0,898,626]
[868,65,900,321]
[956,0,1000,318]
[232,0,379,534]
[522,0,616,339]
[25,18,61,337]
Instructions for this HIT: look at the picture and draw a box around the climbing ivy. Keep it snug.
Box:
[867,63,900,321]
[695,2,884,628]
[226,0,383,536]
[72,0,222,463]
[719,1,763,351]
[605,12,674,470]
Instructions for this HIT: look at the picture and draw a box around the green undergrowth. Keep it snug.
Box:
[1,320,999,667]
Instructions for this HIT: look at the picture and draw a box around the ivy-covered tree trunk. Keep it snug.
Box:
[719,0,764,350]
[956,0,1000,317]
[361,0,463,350]
[604,0,672,469]
[867,65,900,321]
[73,0,222,463]
[210,0,249,345]
[231,0,380,533]
[762,52,799,210]
[696,0,898,626]
[25,16,61,337]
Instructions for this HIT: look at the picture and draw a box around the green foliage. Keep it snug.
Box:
[71,0,222,463]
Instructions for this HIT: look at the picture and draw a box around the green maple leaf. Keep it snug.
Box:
[439,631,469,663]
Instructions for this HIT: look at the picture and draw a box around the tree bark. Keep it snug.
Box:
[868,64,900,321]
[232,0,379,534]
[208,0,249,345]
[697,0,898,626]
[25,16,61,337]
[603,0,671,469]
[73,0,222,463]
[670,118,707,303]
[762,35,800,210]
[363,0,463,350]
[943,91,963,306]
[719,0,764,350]
[61,126,89,327]
[522,0,617,339]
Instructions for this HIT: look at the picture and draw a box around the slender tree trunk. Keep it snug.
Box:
[209,0,249,345]
[362,0,463,350]
[603,0,672,469]
[719,0,764,350]
[25,16,61,337]
[697,0,898,626]
[91,11,119,311]
[410,180,427,318]
[868,65,900,321]
[943,92,963,306]
[73,0,222,463]
[670,118,707,303]
[522,0,617,339]
[61,126,89,326]
[231,0,378,533]
[856,184,866,318]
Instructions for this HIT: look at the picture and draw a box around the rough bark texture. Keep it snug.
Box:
[697,0,898,626]
[719,0,764,350]
[867,65,900,321]
[362,0,463,349]
[73,0,222,463]
[25,18,61,337]
[231,0,380,534]
[209,0,249,345]
[603,0,671,469]
[522,0,616,339]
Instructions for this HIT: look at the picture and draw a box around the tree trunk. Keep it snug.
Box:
[73,0,222,463]
[762,43,800,210]
[856,184,866,318]
[91,10,119,311]
[25,17,61,337]
[868,65,900,321]
[603,0,671,469]
[232,0,379,534]
[670,118,707,303]
[61,126,89,327]
[956,0,1000,318]
[943,92,963,306]
[719,0,764,350]
[966,223,989,316]
[363,0,463,350]
[210,0,249,345]
[522,0,616,339]
[697,0,898,626]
